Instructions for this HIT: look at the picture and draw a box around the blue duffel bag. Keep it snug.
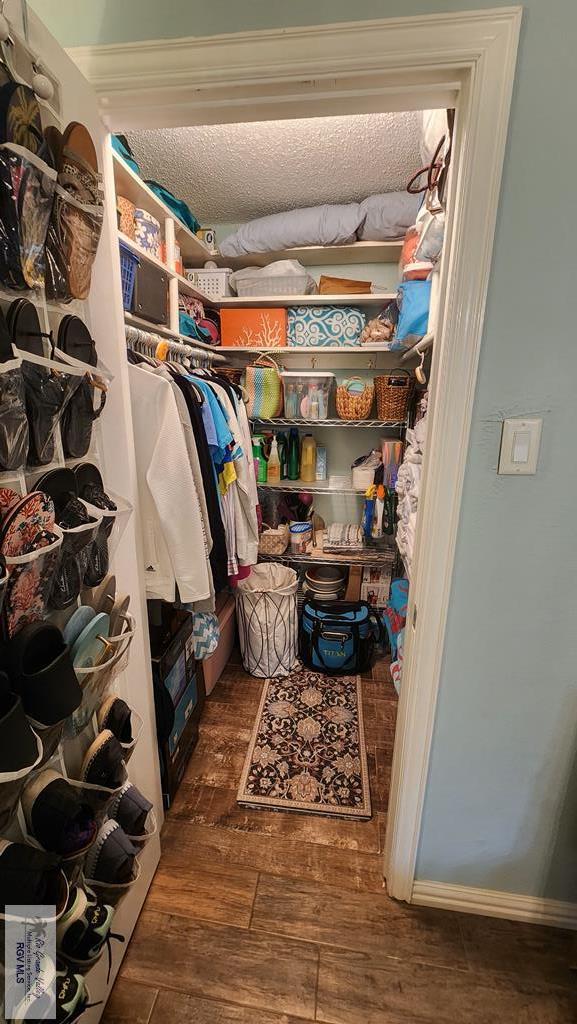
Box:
[300,600,384,676]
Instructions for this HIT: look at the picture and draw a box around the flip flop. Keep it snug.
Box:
[109,593,130,637]
[57,316,97,367]
[35,468,77,517]
[7,299,46,355]
[62,605,96,647]
[0,491,56,557]
[85,572,116,614]
[70,611,110,669]
[0,81,44,153]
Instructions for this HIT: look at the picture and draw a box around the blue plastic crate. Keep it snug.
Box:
[119,240,140,311]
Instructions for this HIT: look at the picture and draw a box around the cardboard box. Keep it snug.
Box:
[220,307,287,347]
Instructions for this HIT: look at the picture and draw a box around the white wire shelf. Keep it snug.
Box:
[258,536,395,567]
[257,478,363,495]
[250,417,406,429]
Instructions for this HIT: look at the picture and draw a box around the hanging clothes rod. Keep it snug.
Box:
[400,332,434,363]
[125,324,226,366]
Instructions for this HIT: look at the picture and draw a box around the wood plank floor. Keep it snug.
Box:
[104,653,577,1024]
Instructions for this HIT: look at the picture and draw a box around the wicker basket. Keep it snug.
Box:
[258,523,290,556]
[336,377,375,420]
[375,369,413,421]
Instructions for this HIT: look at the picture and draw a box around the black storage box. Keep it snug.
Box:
[148,603,205,808]
[131,260,168,325]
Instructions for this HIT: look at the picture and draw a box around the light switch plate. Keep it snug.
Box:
[498,417,542,475]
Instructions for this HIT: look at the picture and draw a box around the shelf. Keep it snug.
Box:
[250,417,406,429]
[212,240,403,270]
[118,232,215,306]
[112,150,212,265]
[257,477,363,495]
[221,344,409,355]
[215,293,394,309]
[124,312,225,357]
[259,531,395,568]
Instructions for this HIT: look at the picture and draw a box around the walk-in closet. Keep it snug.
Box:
[0,7,452,1021]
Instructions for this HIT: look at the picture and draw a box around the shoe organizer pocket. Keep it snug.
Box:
[50,513,102,610]
[80,495,132,588]
[0,351,28,471]
[82,855,142,909]
[67,614,136,737]
[4,527,63,637]
[62,374,107,459]
[0,144,57,290]
[45,186,104,303]
[117,707,142,765]
[20,353,85,466]
[125,807,157,849]
[30,719,65,765]
[0,729,43,833]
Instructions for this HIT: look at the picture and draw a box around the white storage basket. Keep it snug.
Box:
[236,274,309,297]
[185,267,232,298]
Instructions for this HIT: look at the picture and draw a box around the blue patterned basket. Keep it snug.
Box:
[287,306,366,347]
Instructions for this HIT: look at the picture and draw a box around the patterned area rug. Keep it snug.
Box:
[237,667,371,819]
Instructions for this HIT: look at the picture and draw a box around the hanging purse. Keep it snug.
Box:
[243,354,283,418]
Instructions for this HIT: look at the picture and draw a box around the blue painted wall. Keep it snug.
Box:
[30,0,577,902]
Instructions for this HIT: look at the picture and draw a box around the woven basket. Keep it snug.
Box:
[336,377,375,420]
[259,523,290,556]
[375,369,413,421]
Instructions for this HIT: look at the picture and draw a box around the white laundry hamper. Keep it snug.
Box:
[235,563,299,677]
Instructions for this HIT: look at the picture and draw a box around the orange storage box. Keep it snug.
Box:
[220,307,287,348]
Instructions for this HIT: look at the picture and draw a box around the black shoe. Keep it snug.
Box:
[0,671,40,773]
[1,622,82,726]
[0,840,68,917]
[97,695,133,744]
[109,782,153,838]
[21,769,97,858]
[84,820,138,885]
[57,885,123,978]
[80,730,126,790]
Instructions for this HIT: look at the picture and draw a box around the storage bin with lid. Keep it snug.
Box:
[281,371,335,421]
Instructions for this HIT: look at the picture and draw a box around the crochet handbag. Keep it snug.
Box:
[244,355,283,418]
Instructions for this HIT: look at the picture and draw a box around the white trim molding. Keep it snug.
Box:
[69,8,526,911]
[68,10,517,131]
[413,881,577,930]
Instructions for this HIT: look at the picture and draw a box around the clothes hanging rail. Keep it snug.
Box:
[125,324,226,366]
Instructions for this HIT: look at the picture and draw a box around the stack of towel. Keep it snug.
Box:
[395,393,428,575]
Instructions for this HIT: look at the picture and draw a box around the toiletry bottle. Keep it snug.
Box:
[309,385,319,420]
[300,434,317,483]
[286,383,298,419]
[276,431,288,478]
[288,427,300,481]
[316,444,327,480]
[267,437,281,484]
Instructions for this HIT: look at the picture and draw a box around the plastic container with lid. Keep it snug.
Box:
[280,371,335,421]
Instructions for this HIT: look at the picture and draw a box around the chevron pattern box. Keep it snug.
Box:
[287,306,366,347]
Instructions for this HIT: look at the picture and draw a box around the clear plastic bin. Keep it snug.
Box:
[281,371,335,421]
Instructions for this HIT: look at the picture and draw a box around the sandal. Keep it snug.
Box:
[2,621,82,726]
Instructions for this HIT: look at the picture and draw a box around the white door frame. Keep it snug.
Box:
[70,7,522,902]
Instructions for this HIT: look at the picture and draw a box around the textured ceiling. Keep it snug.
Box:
[127,112,422,223]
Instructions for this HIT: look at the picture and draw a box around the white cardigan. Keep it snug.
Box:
[128,364,211,604]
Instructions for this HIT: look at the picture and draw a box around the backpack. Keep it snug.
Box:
[300,600,384,676]
[111,134,140,175]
